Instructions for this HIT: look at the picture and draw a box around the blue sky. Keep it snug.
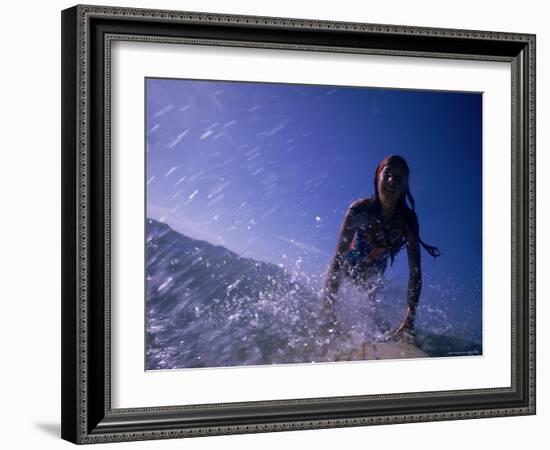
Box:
[145,77,482,333]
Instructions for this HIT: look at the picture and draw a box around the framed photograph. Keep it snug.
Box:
[61,4,536,444]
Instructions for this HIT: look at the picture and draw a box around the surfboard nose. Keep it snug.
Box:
[335,341,428,362]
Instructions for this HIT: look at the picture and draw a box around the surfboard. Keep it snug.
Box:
[335,340,428,362]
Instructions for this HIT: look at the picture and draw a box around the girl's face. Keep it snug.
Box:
[377,162,408,205]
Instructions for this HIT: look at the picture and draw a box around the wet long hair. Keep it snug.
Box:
[373,155,441,259]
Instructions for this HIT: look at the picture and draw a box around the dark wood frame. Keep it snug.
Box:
[61,4,536,444]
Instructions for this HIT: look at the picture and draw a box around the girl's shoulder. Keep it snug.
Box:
[345,198,378,226]
[400,206,419,232]
[348,197,376,214]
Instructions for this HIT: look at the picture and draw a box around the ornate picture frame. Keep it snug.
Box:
[61,5,535,444]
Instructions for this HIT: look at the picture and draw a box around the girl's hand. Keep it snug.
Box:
[321,296,340,329]
[393,319,412,335]
[322,297,334,316]
[390,312,416,344]
[391,328,416,345]
[322,297,336,320]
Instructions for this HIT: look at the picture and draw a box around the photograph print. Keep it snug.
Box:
[145,77,483,371]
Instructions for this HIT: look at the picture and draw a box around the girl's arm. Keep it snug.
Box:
[322,203,358,313]
[394,211,422,335]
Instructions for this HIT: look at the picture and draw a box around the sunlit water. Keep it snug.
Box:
[146,219,480,370]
